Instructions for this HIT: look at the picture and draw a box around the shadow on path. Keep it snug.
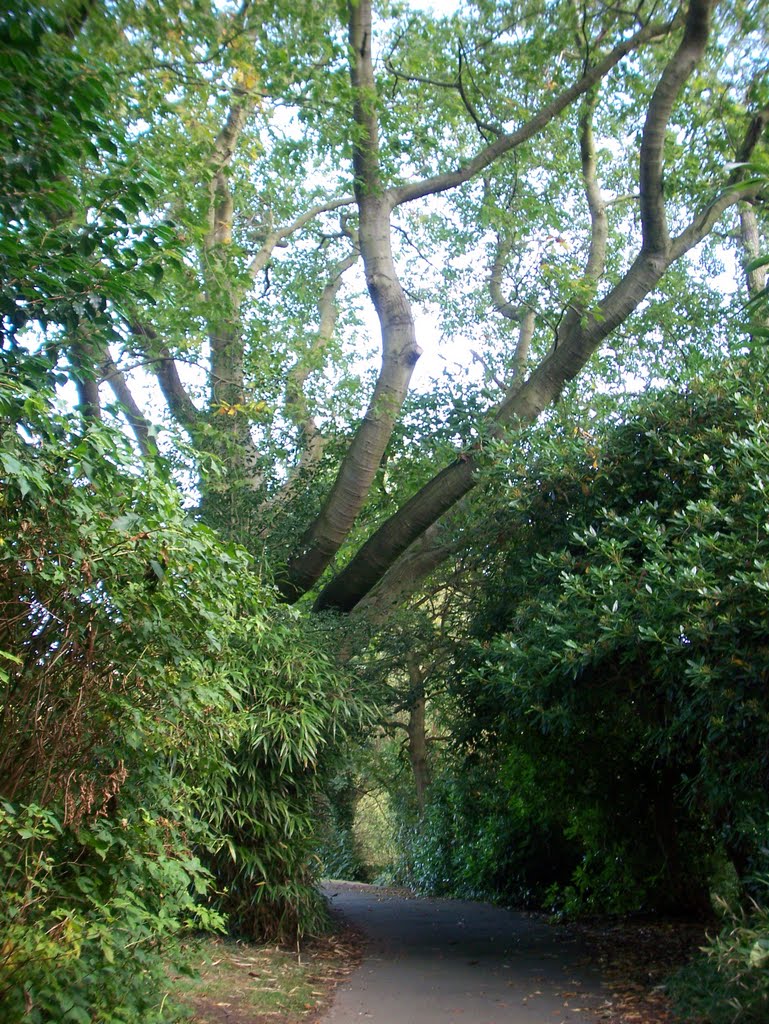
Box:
[322,882,606,1024]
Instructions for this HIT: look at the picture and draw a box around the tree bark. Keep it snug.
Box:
[316,0,768,615]
[739,203,767,303]
[278,0,423,600]
[100,353,154,456]
[407,686,430,818]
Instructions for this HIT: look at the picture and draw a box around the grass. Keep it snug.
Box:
[168,930,360,1024]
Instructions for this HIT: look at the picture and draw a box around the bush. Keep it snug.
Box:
[392,743,577,906]
[200,616,370,940]
[464,366,769,915]
[0,378,367,1019]
[669,881,769,1023]
[0,381,242,1020]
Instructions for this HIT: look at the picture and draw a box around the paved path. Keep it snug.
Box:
[322,883,605,1024]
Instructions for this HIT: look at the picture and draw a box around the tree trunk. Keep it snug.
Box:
[406,657,430,818]
[278,0,422,601]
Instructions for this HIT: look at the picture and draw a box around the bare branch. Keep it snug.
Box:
[670,108,769,260]
[488,233,520,321]
[388,15,678,209]
[513,308,535,382]
[247,196,355,280]
[210,90,255,176]
[555,87,608,343]
[455,42,503,140]
[125,320,203,433]
[152,352,204,431]
[256,241,361,530]
[100,355,154,456]
[285,240,360,439]
[639,0,711,254]
[471,349,506,389]
[383,59,455,91]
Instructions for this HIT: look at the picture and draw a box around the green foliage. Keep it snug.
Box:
[2,0,768,1016]
[200,613,372,941]
[0,378,238,1020]
[0,9,178,352]
[409,361,769,922]
[314,770,368,882]
[0,799,216,1024]
[0,375,369,1019]
[393,742,577,906]
[668,882,769,1023]
[478,364,769,910]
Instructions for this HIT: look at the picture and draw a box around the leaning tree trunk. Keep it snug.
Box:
[315,0,767,616]
[277,0,422,601]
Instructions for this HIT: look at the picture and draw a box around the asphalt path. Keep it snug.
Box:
[322,882,605,1024]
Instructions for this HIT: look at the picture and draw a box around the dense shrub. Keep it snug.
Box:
[394,744,578,907]
[0,378,365,1020]
[460,365,769,916]
[200,621,370,940]
[314,771,369,883]
[669,885,769,1023]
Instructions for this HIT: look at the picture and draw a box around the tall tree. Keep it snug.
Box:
[5,0,767,621]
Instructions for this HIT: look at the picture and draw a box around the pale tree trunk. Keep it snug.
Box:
[315,0,768,615]
[278,0,423,600]
[739,203,767,336]
[201,93,264,519]
[406,656,430,818]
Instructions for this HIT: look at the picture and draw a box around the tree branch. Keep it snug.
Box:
[639,0,711,254]
[246,196,355,279]
[388,14,678,209]
[100,354,154,456]
[350,520,460,626]
[125,319,203,433]
[670,108,769,260]
[152,351,204,431]
[69,337,101,419]
[314,0,722,615]
[279,6,679,604]
[488,232,521,322]
[255,242,361,531]
[740,203,767,302]
[555,87,608,343]
[455,41,503,140]
[285,240,360,441]
[512,308,535,383]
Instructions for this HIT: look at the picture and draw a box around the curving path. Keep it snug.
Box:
[322,882,606,1024]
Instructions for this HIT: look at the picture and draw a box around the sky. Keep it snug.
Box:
[92,0,744,444]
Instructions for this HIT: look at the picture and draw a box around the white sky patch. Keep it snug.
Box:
[45,0,748,458]
[408,0,462,13]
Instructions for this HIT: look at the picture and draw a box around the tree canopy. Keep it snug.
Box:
[2,0,769,1021]
[4,0,766,609]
